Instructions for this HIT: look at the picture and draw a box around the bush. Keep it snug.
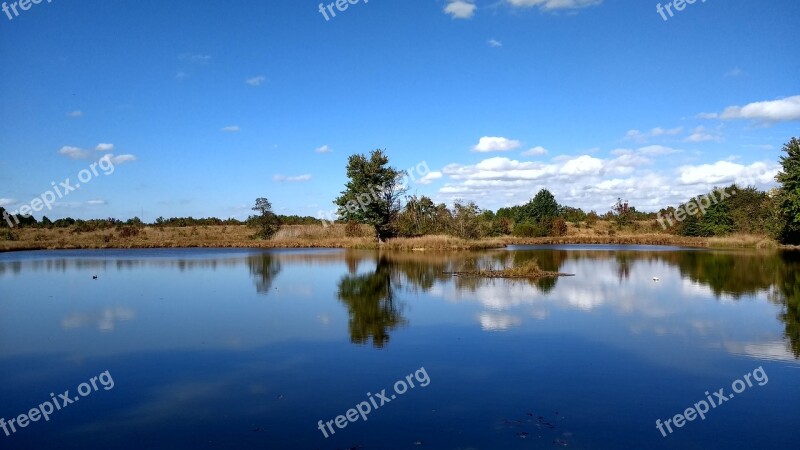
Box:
[513,222,548,238]
[72,221,94,233]
[586,211,599,227]
[118,226,140,238]
[0,229,17,241]
[487,217,513,236]
[345,221,365,237]
[549,218,568,237]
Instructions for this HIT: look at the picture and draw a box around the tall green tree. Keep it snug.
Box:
[700,199,734,236]
[251,197,281,239]
[518,189,559,224]
[334,149,406,241]
[451,200,483,239]
[776,137,800,244]
[396,195,438,237]
[679,212,702,237]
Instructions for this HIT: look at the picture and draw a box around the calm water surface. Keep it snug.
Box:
[0,246,798,449]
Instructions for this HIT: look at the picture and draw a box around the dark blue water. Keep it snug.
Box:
[0,247,797,449]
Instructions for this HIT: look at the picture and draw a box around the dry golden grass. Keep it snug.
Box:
[0,221,780,252]
[380,235,506,251]
[0,224,373,252]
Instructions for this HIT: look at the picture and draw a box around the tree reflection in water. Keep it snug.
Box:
[293,248,800,358]
[337,257,406,348]
[247,253,282,294]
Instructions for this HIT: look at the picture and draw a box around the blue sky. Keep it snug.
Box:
[1,0,798,222]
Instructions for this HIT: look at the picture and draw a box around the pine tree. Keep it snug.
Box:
[776,137,800,244]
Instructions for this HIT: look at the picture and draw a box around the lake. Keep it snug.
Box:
[0,246,798,449]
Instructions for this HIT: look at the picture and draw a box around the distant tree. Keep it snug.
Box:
[451,200,483,239]
[776,137,800,244]
[396,195,438,237]
[251,197,281,239]
[126,216,144,227]
[679,212,703,237]
[612,198,634,226]
[585,210,599,227]
[700,199,734,236]
[53,217,76,228]
[560,206,587,225]
[334,150,406,241]
[726,185,770,234]
[518,189,559,224]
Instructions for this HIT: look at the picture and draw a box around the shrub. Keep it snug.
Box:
[549,218,568,237]
[0,229,17,241]
[513,222,548,238]
[118,226,140,238]
[345,221,365,237]
[72,221,94,233]
[586,211,599,227]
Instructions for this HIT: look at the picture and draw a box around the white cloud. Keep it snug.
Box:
[488,39,503,48]
[725,68,745,77]
[684,126,722,143]
[104,154,137,165]
[678,160,778,186]
[315,145,333,153]
[246,76,266,86]
[67,110,83,118]
[175,71,187,81]
[417,171,443,185]
[521,146,548,156]
[637,145,680,155]
[59,146,89,159]
[0,198,16,207]
[560,155,603,176]
[624,126,683,142]
[695,112,719,120]
[95,143,114,151]
[719,95,800,123]
[473,136,522,152]
[434,140,781,213]
[506,0,603,11]
[273,174,312,182]
[86,199,107,205]
[221,125,241,132]
[444,0,476,19]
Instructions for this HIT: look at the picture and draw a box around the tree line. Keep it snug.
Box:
[4,138,799,245]
[320,138,800,244]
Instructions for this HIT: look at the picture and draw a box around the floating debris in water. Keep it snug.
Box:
[501,410,573,445]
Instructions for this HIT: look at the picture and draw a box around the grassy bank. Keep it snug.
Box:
[0,223,779,252]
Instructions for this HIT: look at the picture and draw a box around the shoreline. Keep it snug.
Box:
[0,224,787,253]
